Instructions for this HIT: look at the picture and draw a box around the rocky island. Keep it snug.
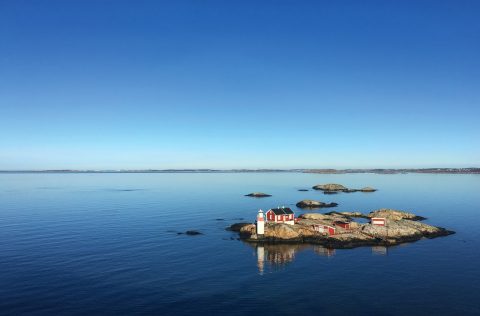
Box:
[229,209,454,249]
[245,192,272,197]
[296,199,338,208]
[312,183,377,193]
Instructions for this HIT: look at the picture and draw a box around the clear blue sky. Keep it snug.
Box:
[1,0,479,170]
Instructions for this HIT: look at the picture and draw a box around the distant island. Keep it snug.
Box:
[0,168,479,174]
[302,168,480,174]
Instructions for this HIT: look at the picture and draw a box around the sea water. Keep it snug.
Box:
[0,172,479,315]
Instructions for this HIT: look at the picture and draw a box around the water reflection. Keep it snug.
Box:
[249,243,389,274]
[371,246,388,255]
[254,243,309,274]
[249,243,334,274]
[313,245,336,257]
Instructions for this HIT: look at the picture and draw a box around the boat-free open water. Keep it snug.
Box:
[0,172,479,315]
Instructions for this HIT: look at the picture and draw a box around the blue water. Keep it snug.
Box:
[0,173,479,315]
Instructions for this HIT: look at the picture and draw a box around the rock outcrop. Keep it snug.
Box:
[296,199,338,208]
[360,187,377,192]
[227,222,252,232]
[245,192,272,197]
[239,223,256,237]
[367,209,426,221]
[312,183,377,194]
[299,213,329,220]
[231,209,454,248]
[336,211,365,218]
[265,224,301,239]
[312,183,347,191]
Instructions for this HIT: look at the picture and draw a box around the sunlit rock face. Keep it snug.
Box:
[367,209,426,221]
[312,184,347,191]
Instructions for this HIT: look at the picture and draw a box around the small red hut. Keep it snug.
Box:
[325,225,336,235]
[334,221,351,230]
[313,224,336,236]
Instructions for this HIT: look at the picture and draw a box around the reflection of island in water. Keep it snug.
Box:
[249,243,388,274]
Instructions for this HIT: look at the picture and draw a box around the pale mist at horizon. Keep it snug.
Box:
[1,1,479,170]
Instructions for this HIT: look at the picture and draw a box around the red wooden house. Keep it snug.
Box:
[313,224,336,236]
[334,221,351,230]
[265,207,295,225]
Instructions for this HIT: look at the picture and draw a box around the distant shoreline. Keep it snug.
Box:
[0,168,479,174]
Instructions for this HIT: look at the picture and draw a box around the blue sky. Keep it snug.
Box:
[1,0,479,169]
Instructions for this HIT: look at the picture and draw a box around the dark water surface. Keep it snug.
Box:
[0,173,479,315]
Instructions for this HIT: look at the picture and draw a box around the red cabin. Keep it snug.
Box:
[265,207,295,225]
[371,217,387,226]
[325,225,336,235]
[313,224,336,236]
[334,221,351,230]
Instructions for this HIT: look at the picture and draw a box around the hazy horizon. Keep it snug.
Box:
[0,166,478,172]
[1,1,479,169]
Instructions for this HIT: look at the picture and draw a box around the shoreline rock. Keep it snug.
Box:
[227,222,251,232]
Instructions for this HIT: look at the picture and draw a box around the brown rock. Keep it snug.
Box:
[312,183,347,191]
[227,222,252,232]
[296,199,338,208]
[368,209,426,221]
[245,192,272,197]
[265,223,300,239]
[299,213,328,220]
[239,224,256,236]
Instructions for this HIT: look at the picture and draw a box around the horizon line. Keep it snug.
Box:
[0,167,479,174]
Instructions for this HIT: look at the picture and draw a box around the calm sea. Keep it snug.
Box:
[0,173,479,315]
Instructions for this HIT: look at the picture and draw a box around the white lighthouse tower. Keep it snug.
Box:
[257,209,265,236]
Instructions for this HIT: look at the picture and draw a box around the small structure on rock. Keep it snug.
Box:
[256,209,265,236]
[265,207,295,225]
[371,217,387,226]
[313,224,336,236]
[334,221,351,230]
